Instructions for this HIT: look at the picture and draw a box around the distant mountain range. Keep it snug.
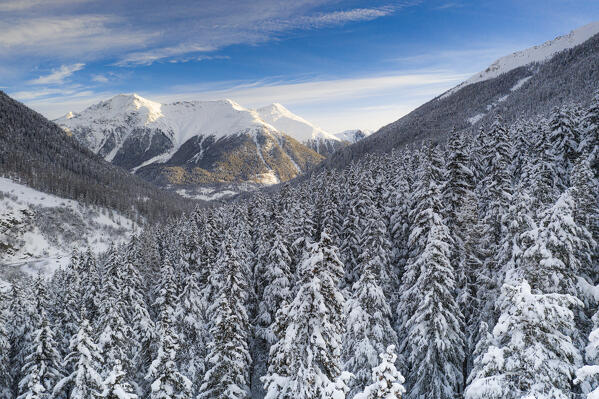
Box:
[55,95,358,197]
[325,21,599,169]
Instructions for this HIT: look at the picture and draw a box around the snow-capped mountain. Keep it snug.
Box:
[447,21,599,96]
[55,94,325,193]
[334,129,373,143]
[256,103,346,155]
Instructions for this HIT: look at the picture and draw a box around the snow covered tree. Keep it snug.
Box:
[255,220,293,344]
[174,260,206,395]
[465,280,581,399]
[0,287,12,398]
[549,106,580,184]
[354,345,406,399]
[397,143,464,399]
[343,234,398,398]
[53,319,104,398]
[263,231,347,399]
[580,90,599,163]
[17,278,63,399]
[147,259,192,399]
[519,190,593,295]
[101,360,138,399]
[198,234,251,399]
[341,175,374,288]
[575,309,599,398]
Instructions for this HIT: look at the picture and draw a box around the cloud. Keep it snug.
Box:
[91,74,109,83]
[113,4,401,65]
[115,43,217,66]
[28,63,85,85]
[0,15,157,60]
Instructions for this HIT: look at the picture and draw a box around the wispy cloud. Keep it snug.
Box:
[91,74,109,83]
[113,5,399,66]
[0,15,156,60]
[28,63,85,85]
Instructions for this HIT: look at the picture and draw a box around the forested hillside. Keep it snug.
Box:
[0,91,193,222]
[2,92,597,398]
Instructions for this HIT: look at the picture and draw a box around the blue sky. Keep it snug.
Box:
[2,0,599,132]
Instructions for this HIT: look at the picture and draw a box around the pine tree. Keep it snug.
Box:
[17,277,63,399]
[343,239,398,398]
[549,106,579,184]
[0,287,12,398]
[175,260,206,396]
[575,310,599,398]
[255,221,293,344]
[397,143,465,399]
[519,191,593,295]
[354,345,406,399]
[465,280,581,399]
[53,319,104,398]
[580,90,599,164]
[101,360,138,399]
[147,259,192,399]
[198,234,251,399]
[263,231,347,399]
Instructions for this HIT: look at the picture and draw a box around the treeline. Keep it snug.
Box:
[0,91,195,223]
[1,95,598,399]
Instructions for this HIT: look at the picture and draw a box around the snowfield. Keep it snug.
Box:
[0,177,137,275]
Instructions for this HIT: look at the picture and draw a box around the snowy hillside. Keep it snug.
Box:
[0,177,137,275]
[448,21,599,96]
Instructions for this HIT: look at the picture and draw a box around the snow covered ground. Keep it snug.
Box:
[0,177,137,276]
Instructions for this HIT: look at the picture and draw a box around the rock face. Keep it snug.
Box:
[55,95,325,191]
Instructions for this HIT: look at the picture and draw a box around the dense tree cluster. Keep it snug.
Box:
[1,97,598,399]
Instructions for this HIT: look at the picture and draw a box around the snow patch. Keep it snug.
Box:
[511,76,533,91]
[468,114,485,125]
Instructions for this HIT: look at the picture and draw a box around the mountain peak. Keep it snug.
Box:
[256,103,340,143]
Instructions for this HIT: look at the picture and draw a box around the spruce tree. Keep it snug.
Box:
[198,234,251,399]
[343,239,398,398]
[466,280,581,399]
[147,259,192,399]
[53,319,104,398]
[101,360,138,399]
[263,231,347,399]
[397,143,465,399]
[17,277,63,399]
[354,345,406,399]
[0,287,12,398]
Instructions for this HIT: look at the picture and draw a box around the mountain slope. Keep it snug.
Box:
[256,103,347,156]
[0,90,192,221]
[56,95,325,193]
[324,21,599,169]
[0,177,136,275]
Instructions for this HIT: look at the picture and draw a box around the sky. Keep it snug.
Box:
[2,0,599,132]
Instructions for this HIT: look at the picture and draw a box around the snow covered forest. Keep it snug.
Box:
[2,94,599,399]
